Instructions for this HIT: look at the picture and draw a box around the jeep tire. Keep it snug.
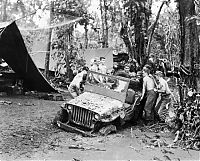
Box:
[53,108,69,125]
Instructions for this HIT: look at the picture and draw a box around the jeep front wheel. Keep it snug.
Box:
[53,108,69,125]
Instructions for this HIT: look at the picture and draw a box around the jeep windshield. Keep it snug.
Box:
[84,70,130,102]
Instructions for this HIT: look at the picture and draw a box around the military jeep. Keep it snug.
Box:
[54,70,142,136]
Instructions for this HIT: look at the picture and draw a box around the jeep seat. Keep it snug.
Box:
[125,89,135,104]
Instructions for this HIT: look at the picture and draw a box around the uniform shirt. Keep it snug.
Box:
[158,77,171,95]
[99,64,107,83]
[99,64,107,74]
[69,71,85,89]
[89,64,100,83]
[143,75,155,91]
[89,64,99,72]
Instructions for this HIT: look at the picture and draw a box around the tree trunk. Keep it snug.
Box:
[99,0,105,47]
[121,1,151,66]
[64,25,74,80]
[178,0,200,91]
[44,1,53,79]
[177,1,186,64]
[143,0,152,62]
[120,23,134,60]
[65,33,70,79]
[84,23,88,49]
[45,28,52,79]
[103,0,108,47]
[2,0,8,22]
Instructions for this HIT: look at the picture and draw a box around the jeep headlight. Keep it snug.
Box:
[187,91,193,97]
[94,114,100,120]
[67,105,73,110]
[61,103,66,108]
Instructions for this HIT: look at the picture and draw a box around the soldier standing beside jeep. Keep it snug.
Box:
[140,66,157,125]
[154,70,172,122]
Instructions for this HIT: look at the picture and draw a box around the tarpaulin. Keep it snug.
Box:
[0,21,57,93]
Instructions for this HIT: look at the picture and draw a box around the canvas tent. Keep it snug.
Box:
[29,30,65,74]
[83,48,113,70]
[0,21,57,93]
[27,17,82,74]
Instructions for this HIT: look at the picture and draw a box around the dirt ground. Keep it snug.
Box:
[0,94,199,161]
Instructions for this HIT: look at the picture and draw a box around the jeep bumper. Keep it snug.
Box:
[57,121,95,137]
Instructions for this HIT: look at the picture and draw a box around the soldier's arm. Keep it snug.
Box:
[141,78,146,100]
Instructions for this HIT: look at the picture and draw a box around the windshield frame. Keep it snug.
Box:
[84,70,130,102]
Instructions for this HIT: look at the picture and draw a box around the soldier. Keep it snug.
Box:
[140,66,158,125]
[68,67,88,98]
[99,57,107,75]
[99,57,107,83]
[89,58,100,84]
[154,70,172,122]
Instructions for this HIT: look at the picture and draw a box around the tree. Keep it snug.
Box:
[146,0,168,61]
[51,0,91,79]
[177,0,200,90]
[2,0,8,21]
[45,1,53,78]
[157,9,180,65]
[121,0,152,66]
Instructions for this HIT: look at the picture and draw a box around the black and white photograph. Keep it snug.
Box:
[0,0,199,160]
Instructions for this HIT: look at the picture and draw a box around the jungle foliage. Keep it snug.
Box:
[0,0,200,89]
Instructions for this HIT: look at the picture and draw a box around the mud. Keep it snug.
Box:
[0,95,199,160]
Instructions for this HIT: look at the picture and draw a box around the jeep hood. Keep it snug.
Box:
[68,92,123,115]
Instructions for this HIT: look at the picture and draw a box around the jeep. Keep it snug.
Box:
[54,70,142,136]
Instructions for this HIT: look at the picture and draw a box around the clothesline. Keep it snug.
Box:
[30,51,50,54]
[19,17,83,31]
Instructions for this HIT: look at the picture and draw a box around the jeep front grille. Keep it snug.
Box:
[70,105,95,128]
